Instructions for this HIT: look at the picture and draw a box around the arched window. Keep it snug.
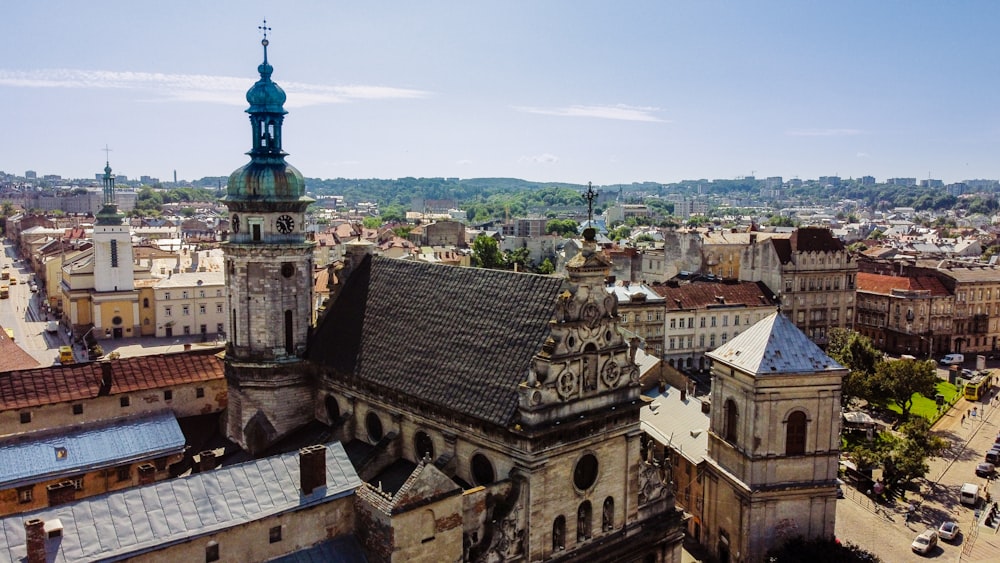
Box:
[421,509,435,543]
[602,497,614,531]
[577,501,592,541]
[786,410,807,456]
[471,453,495,485]
[724,399,738,443]
[284,310,293,355]
[414,431,434,461]
[142,298,150,308]
[552,515,566,551]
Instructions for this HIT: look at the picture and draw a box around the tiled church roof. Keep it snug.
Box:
[309,256,565,427]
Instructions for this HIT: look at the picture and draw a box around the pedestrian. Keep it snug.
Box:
[962,414,966,424]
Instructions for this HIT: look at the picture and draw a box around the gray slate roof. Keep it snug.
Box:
[309,256,566,427]
[0,442,361,562]
[641,386,709,465]
[706,311,844,375]
[0,411,185,489]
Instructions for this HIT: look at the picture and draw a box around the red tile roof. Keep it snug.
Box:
[0,326,40,373]
[652,281,779,310]
[0,348,224,410]
[856,272,951,296]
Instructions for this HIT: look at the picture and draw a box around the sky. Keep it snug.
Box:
[2,1,999,186]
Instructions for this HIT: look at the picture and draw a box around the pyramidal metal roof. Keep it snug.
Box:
[706,311,844,376]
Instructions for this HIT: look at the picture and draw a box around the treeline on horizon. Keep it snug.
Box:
[180,176,998,218]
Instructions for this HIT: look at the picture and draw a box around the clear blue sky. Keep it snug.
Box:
[3,1,999,186]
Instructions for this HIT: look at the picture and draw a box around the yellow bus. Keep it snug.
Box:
[1,268,9,280]
[964,373,991,401]
[3,328,12,342]
[0,285,8,299]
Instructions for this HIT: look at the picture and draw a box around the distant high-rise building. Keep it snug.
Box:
[818,176,841,187]
[919,179,943,188]
[860,175,876,186]
[887,177,916,186]
[24,170,36,179]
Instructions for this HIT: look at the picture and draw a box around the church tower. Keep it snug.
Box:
[93,159,135,293]
[91,158,139,339]
[222,24,316,455]
[702,312,845,562]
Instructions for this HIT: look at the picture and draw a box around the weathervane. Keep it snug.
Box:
[583,181,597,224]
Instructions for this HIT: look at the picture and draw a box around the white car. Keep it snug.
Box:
[911,529,938,554]
[938,521,959,542]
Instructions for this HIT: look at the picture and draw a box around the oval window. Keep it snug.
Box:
[366,412,383,443]
[574,453,599,490]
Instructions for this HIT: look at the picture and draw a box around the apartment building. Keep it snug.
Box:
[153,271,226,339]
[653,280,779,371]
[740,227,858,346]
[854,272,953,357]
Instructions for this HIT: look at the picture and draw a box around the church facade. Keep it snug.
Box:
[222,32,684,562]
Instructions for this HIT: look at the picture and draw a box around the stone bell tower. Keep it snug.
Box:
[221,22,316,455]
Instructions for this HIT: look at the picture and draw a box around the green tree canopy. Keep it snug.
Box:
[826,329,884,406]
[872,359,939,417]
[545,219,579,237]
[766,536,882,562]
[362,216,381,229]
[471,235,504,269]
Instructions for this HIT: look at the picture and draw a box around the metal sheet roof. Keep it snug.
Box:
[0,411,185,489]
[706,311,845,376]
[641,386,710,465]
[0,441,361,562]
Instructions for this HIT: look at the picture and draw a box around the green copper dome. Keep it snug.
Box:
[223,36,312,210]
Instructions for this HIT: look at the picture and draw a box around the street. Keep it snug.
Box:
[0,243,68,366]
[836,387,1000,562]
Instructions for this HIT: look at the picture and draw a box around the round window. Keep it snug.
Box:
[112,316,123,326]
[281,263,295,278]
[471,453,495,485]
[574,453,599,490]
[365,412,383,443]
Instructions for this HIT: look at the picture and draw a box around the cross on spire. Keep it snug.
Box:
[583,181,597,224]
[102,144,112,164]
[258,19,271,62]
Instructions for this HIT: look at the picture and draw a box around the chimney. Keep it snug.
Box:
[25,519,45,563]
[680,388,687,402]
[138,463,156,485]
[198,450,217,472]
[98,362,113,396]
[300,444,327,495]
[701,399,711,414]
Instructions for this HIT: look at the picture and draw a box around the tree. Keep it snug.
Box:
[472,235,504,269]
[826,329,884,406]
[883,417,947,489]
[872,359,939,417]
[505,246,530,270]
[362,216,381,229]
[545,219,579,237]
[537,258,555,275]
[766,215,797,227]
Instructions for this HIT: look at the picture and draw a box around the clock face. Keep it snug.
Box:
[232,214,240,233]
[276,214,294,234]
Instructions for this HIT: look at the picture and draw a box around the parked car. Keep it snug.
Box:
[938,521,960,542]
[976,462,996,477]
[986,448,1000,465]
[45,320,59,334]
[911,529,938,554]
[29,283,37,292]
[940,353,965,365]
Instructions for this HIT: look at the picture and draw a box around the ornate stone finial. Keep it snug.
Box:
[258,19,271,62]
[582,181,597,225]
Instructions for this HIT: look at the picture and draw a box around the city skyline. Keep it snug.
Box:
[3,1,999,185]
